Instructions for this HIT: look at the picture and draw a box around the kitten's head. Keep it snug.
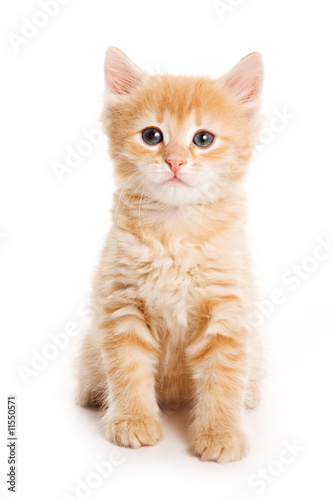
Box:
[102,47,263,207]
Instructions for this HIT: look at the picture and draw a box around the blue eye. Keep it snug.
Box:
[193,131,214,148]
[142,128,163,145]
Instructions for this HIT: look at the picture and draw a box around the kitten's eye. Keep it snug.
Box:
[141,128,163,145]
[193,131,214,148]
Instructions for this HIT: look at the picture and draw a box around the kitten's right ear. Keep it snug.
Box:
[104,47,146,97]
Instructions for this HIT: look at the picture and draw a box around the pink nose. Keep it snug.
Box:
[165,156,186,175]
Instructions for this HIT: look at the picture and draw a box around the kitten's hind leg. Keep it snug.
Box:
[244,330,265,410]
[75,329,107,408]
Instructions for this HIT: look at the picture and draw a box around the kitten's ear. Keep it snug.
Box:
[104,46,146,96]
[219,52,263,108]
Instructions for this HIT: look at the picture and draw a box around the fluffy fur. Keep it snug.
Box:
[76,47,264,463]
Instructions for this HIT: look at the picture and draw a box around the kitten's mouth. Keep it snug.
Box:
[165,176,186,185]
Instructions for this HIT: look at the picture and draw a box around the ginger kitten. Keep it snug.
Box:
[76,47,264,463]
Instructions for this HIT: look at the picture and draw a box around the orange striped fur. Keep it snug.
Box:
[76,47,264,463]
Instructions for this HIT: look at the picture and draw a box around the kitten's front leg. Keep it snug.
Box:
[100,303,162,449]
[188,299,250,463]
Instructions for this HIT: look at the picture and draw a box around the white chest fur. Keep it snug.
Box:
[136,250,194,331]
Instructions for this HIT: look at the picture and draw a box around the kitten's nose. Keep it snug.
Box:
[165,156,187,175]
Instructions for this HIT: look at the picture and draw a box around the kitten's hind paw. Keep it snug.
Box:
[76,384,105,408]
[193,428,249,464]
[244,380,262,410]
[105,416,163,449]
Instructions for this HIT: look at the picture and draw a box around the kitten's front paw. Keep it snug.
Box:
[193,428,249,463]
[105,416,162,449]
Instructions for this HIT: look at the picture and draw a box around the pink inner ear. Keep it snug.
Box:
[227,73,261,102]
[223,52,263,103]
[106,71,135,95]
[104,47,145,96]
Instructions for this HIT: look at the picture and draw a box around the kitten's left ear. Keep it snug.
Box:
[104,46,146,97]
[218,52,263,109]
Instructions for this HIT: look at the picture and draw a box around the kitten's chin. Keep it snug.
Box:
[147,180,220,207]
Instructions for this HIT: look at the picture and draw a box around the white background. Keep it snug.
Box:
[1,0,333,499]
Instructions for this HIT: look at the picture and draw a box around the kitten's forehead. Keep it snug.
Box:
[131,75,230,143]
